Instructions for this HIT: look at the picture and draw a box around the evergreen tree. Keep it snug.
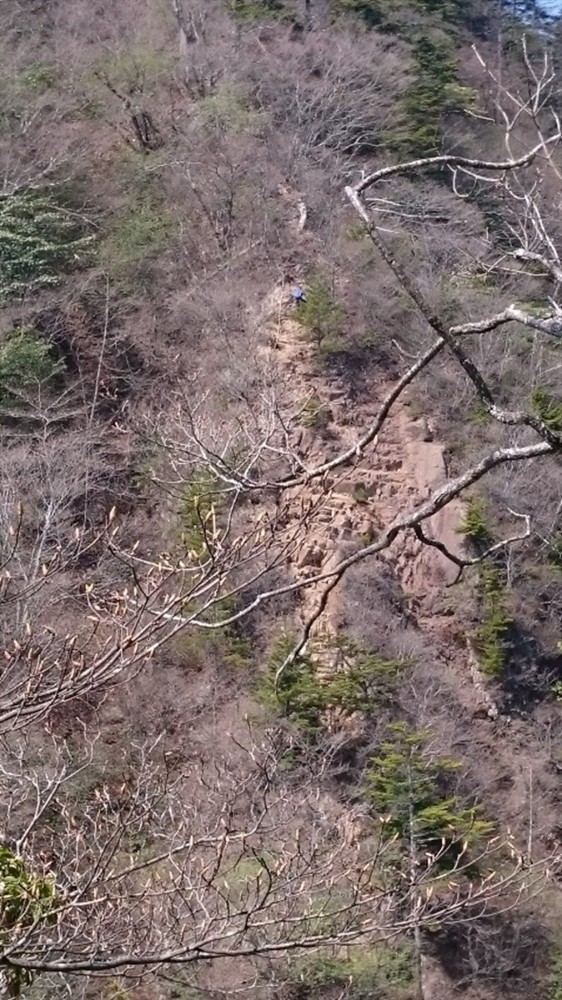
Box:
[0,192,92,302]
[366,723,491,859]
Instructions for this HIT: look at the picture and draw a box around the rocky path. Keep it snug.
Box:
[255,289,491,704]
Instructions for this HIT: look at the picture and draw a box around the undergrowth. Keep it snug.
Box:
[293,943,416,999]
[258,634,404,737]
[0,191,93,302]
[0,330,65,404]
[532,386,562,432]
[99,196,173,284]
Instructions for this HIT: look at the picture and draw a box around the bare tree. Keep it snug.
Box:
[1,26,559,755]
[250,28,409,160]
[0,722,552,996]
[1,23,562,998]
[126,40,562,674]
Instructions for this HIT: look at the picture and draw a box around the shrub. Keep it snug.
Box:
[475,188,522,253]
[337,0,388,28]
[550,680,562,702]
[176,621,252,673]
[295,276,345,351]
[198,84,266,133]
[257,635,329,735]
[258,634,404,736]
[179,474,224,557]
[547,949,562,1000]
[546,533,562,571]
[352,482,370,505]
[92,47,173,94]
[203,594,253,669]
[0,191,93,302]
[19,62,56,93]
[0,846,59,997]
[531,386,562,432]
[457,496,493,549]
[294,943,416,998]
[0,330,65,404]
[227,0,288,21]
[386,36,475,156]
[99,197,173,281]
[468,403,490,425]
[338,0,464,30]
[177,481,253,670]
[301,394,331,431]
[473,567,513,677]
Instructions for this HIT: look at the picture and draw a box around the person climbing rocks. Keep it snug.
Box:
[292,286,307,306]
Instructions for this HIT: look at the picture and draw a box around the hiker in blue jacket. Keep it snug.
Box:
[292,286,307,306]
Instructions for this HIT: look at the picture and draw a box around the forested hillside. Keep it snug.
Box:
[2,1,562,998]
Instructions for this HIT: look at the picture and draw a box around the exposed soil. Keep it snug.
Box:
[258,286,473,684]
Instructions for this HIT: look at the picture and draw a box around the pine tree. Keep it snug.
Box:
[366,723,492,858]
[367,725,493,996]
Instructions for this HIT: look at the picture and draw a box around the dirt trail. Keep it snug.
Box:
[255,286,501,723]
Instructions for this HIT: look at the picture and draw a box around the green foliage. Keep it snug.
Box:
[99,197,173,281]
[457,496,493,548]
[0,191,93,302]
[415,0,462,14]
[317,334,353,359]
[0,846,59,996]
[258,636,332,735]
[336,0,389,28]
[258,634,404,736]
[337,0,477,33]
[93,47,173,94]
[0,331,65,405]
[178,481,252,669]
[388,37,473,156]
[550,680,562,702]
[295,277,376,362]
[546,533,562,571]
[227,0,288,21]
[213,600,253,669]
[352,482,370,504]
[198,84,266,133]
[295,276,345,353]
[177,554,255,668]
[346,220,370,242]
[179,474,224,556]
[473,567,513,677]
[177,621,251,673]
[366,723,491,855]
[468,402,490,425]
[547,949,562,1000]
[105,981,130,1000]
[301,394,331,431]
[19,63,56,93]
[294,943,416,998]
[517,296,553,313]
[475,188,521,253]
[531,386,562,432]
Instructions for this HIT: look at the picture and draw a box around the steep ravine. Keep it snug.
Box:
[255,286,505,999]
[258,285,498,723]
